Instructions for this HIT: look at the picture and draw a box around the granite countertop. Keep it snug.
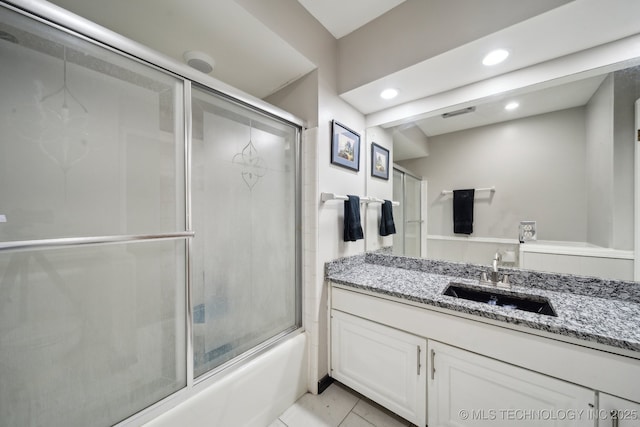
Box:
[326,253,640,353]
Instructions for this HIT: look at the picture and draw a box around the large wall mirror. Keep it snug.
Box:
[367,51,640,282]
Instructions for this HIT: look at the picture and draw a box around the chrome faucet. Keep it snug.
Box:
[491,252,500,283]
[480,251,510,288]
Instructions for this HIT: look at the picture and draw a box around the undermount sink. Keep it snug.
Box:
[443,283,557,317]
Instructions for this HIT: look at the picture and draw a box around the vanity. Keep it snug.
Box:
[326,252,640,427]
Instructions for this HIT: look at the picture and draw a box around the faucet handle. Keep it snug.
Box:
[496,274,511,289]
[480,272,488,282]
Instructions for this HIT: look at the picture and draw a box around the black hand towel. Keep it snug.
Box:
[453,189,474,234]
[379,200,397,236]
[343,195,364,242]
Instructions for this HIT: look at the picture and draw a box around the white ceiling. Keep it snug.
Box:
[46,0,317,99]
[296,0,405,39]
[340,0,640,116]
[45,0,403,99]
[45,0,581,106]
[43,0,640,144]
[413,74,608,137]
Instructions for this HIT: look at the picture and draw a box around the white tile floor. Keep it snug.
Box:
[268,382,416,427]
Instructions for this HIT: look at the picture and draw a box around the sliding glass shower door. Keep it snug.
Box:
[190,85,300,378]
[0,5,187,426]
[393,168,424,258]
[0,2,302,425]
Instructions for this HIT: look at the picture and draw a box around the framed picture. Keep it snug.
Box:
[371,142,390,180]
[331,120,360,171]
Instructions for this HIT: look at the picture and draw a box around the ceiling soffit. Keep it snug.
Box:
[336,0,573,95]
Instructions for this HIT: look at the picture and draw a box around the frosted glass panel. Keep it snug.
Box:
[393,170,422,257]
[191,86,299,377]
[405,174,422,257]
[392,169,405,255]
[0,7,185,242]
[0,240,187,426]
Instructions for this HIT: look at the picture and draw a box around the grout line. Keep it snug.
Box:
[348,412,376,427]
[337,396,361,427]
[338,410,378,427]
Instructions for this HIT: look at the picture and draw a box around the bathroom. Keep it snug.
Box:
[1,0,639,426]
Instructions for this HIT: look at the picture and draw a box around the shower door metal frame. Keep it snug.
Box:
[393,164,425,258]
[187,81,304,386]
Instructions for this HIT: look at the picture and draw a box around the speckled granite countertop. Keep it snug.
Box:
[326,253,640,353]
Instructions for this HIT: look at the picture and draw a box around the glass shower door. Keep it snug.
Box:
[392,169,405,255]
[393,168,423,258]
[404,174,423,257]
[190,84,300,378]
[0,5,188,426]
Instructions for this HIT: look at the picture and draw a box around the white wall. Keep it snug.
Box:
[400,108,587,243]
[427,237,519,266]
[315,86,366,385]
[364,126,394,251]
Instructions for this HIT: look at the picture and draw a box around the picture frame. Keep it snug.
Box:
[371,142,390,180]
[331,120,361,172]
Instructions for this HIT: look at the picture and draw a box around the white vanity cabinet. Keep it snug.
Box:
[428,341,595,427]
[330,284,640,427]
[330,310,427,426]
[598,394,640,427]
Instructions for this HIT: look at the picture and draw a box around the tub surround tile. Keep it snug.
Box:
[326,253,640,353]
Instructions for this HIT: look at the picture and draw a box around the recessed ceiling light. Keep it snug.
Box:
[505,102,519,111]
[482,49,509,66]
[380,88,399,100]
[183,51,215,74]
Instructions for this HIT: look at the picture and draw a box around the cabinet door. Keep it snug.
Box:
[598,394,640,427]
[428,341,595,427]
[331,310,427,426]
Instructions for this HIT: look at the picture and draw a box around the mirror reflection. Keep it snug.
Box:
[371,58,640,282]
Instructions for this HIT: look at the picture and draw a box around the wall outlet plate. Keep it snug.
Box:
[519,221,537,242]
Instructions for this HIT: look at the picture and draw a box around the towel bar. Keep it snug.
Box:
[321,192,370,202]
[365,197,400,207]
[441,186,495,196]
[321,192,399,206]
